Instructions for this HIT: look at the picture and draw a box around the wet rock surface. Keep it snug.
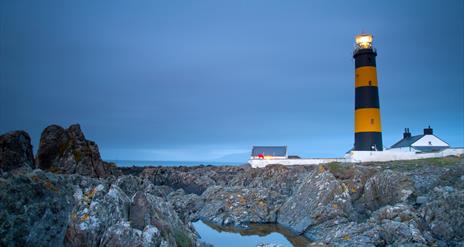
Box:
[1,128,464,246]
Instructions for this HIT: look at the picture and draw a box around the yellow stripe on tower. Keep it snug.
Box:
[354,108,382,133]
[355,66,378,87]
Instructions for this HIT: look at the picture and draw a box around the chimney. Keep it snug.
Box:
[424,126,433,135]
[403,128,412,139]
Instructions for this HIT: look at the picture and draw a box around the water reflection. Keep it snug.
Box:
[194,220,311,247]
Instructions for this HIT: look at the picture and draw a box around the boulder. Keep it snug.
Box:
[229,164,312,196]
[113,175,174,199]
[357,169,413,212]
[129,191,196,246]
[168,189,204,223]
[0,169,75,246]
[36,124,119,178]
[0,131,35,172]
[277,167,354,234]
[304,203,428,246]
[64,182,130,246]
[65,181,197,247]
[140,166,244,195]
[100,221,163,247]
[421,186,464,242]
[198,186,285,227]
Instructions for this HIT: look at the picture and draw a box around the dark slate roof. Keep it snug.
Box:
[390,135,424,148]
[251,146,287,157]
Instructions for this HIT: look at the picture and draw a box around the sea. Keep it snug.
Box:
[107,160,244,167]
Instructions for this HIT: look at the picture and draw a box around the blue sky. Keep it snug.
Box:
[1,0,463,161]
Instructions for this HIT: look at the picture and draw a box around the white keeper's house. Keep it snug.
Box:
[389,127,450,153]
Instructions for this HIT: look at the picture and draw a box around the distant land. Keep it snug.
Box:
[107,151,250,167]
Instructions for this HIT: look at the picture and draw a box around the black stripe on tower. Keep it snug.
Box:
[355,87,380,109]
[355,132,383,151]
[354,48,376,68]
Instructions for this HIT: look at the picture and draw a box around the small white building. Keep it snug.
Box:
[250,146,287,160]
[389,127,449,153]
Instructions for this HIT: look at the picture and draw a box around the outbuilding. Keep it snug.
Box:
[250,146,287,160]
[390,127,449,153]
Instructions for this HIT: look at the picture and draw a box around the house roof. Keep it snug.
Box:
[251,146,287,157]
[390,134,450,149]
[390,135,424,148]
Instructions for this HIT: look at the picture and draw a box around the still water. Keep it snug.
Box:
[193,220,311,247]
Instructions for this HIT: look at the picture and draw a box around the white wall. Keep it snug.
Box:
[345,148,464,163]
[412,135,449,147]
[248,158,344,168]
[248,148,464,168]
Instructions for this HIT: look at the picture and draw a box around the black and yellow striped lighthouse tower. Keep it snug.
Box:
[353,33,383,151]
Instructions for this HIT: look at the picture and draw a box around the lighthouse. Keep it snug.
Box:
[353,34,383,151]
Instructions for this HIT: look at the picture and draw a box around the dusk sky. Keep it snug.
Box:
[1,0,463,161]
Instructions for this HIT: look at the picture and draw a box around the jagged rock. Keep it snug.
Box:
[168,189,204,223]
[198,186,285,227]
[129,191,196,246]
[357,169,413,212]
[304,203,428,246]
[229,164,312,196]
[0,167,199,247]
[421,186,464,242]
[100,221,163,247]
[65,180,197,246]
[0,131,35,172]
[140,166,244,194]
[277,167,353,234]
[64,182,130,246]
[0,169,75,246]
[36,124,119,178]
[112,175,173,199]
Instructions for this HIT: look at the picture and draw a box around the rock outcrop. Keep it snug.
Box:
[0,131,35,172]
[277,167,354,234]
[421,186,464,243]
[141,166,244,194]
[198,186,285,227]
[357,169,414,212]
[0,170,200,246]
[1,126,464,246]
[36,124,119,178]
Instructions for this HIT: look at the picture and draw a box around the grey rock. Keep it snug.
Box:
[129,191,197,246]
[416,196,428,205]
[357,169,413,211]
[168,189,204,223]
[0,131,35,172]
[421,186,464,242]
[304,204,428,246]
[0,169,75,246]
[141,166,244,194]
[198,186,285,226]
[100,221,164,247]
[64,182,130,246]
[277,168,353,234]
[228,164,312,196]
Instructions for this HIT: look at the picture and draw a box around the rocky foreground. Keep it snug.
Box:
[1,124,464,246]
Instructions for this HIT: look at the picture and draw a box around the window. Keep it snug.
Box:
[371,118,374,124]
[368,81,372,86]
